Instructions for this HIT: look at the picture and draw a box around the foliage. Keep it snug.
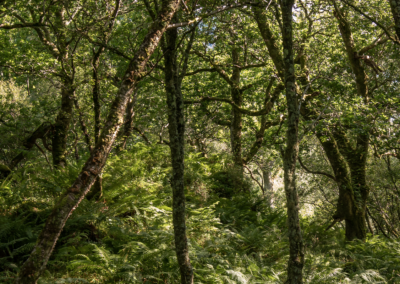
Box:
[0,144,399,283]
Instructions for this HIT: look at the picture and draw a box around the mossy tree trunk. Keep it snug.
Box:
[162,19,194,284]
[315,130,367,240]
[281,0,305,282]
[229,47,245,189]
[15,1,180,282]
[51,77,74,168]
[297,2,370,241]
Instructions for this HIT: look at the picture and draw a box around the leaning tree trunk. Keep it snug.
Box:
[51,77,74,168]
[15,1,180,282]
[281,0,305,283]
[163,21,194,284]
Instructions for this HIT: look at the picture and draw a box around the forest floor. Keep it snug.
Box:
[1,144,400,283]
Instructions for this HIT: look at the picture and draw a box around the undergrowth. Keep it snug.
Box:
[1,143,399,283]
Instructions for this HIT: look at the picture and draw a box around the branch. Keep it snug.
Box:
[0,22,47,29]
[184,68,216,76]
[235,63,267,70]
[132,127,151,144]
[244,164,264,194]
[35,142,53,170]
[298,155,336,181]
[325,216,343,231]
[184,83,283,116]
[9,122,52,170]
[358,32,389,55]
[167,3,253,29]
[7,13,60,58]
[190,50,236,87]
[243,117,283,164]
[88,39,132,60]
[341,0,400,45]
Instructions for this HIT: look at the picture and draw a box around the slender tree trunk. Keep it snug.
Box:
[73,98,93,152]
[118,92,139,150]
[230,47,244,190]
[230,89,244,188]
[87,51,104,200]
[281,0,305,282]
[262,162,274,208]
[52,77,74,168]
[163,21,194,284]
[15,2,180,282]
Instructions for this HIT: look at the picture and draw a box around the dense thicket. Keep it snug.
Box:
[1,0,399,283]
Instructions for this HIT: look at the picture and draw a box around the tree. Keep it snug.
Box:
[280,0,305,282]
[15,0,180,281]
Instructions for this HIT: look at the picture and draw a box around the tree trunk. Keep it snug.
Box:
[73,98,93,152]
[345,211,367,240]
[388,0,400,42]
[252,5,285,81]
[51,78,74,168]
[230,47,244,190]
[262,162,274,208]
[88,52,104,201]
[281,0,305,282]
[163,21,194,284]
[117,92,139,151]
[15,1,180,282]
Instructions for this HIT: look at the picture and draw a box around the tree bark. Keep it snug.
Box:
[296,3,370,241]
[73,97,93,152]
[88,51,104,201]
[117,92,139,151]
[281,0,305,283]
[230,46,244,188]
[252,5,285,81]
[15,1,180,282]
[162,20,194,284]
[51,77,74,168]
[388,0,400,41]
[88,0,121,199]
